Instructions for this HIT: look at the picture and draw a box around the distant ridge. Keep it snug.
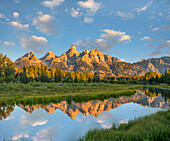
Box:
[14,46,170,77]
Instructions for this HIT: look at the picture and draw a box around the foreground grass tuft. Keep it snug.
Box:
[79,110,170,141]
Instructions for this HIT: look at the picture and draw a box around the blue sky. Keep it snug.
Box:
[0,0,169,62]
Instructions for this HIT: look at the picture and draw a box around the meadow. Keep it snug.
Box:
[0,82,142,105]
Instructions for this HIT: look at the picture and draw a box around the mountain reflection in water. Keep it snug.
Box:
[1,89,169,121]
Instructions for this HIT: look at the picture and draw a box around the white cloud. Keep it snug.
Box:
[159,40,170,48]
[152,27,160,31]
[14,0,21,3]
[84,17,93,23]
[0,13,5,18]
[33,13,59,35]
[20,35,48,54]
[13,12,19,18]
[42,0,65,8]
[136,0,154,13]
[32,127,58,141]
[141,37,156,42]
[11,132,29,141]
[116,11,134,20]
[10,21,29,30]
[76,29,131,51]
[71,8,81,18]
[77,0,101,14]
[101,29,131,42]
[148,50,162,56]
[4,41,15,47]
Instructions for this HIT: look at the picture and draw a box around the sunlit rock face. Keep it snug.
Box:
[134,56,170,74]
[15,52,43,68]
[16,90,169,120]
[15,46,148,77]
[40,51,56,66]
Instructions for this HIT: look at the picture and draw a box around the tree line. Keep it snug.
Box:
[105,67,170,84]
[0,53,169,84]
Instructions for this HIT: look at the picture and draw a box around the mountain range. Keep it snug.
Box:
[15,45,170,77]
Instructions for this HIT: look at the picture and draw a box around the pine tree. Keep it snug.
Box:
[88,77,91,83]
[74,75,78,83]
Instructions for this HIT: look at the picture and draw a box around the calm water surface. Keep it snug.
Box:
[0,88,169,141]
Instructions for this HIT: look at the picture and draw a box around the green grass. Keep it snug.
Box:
[79,110,170,141]
[144,84,170,89]
[0,82,141,105]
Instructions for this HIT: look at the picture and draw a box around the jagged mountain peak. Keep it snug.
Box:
[66,45,77,53]
[47,51,55,55]
[22,51,39,61]
[90,48,99,54]
[23,51,35,57]
[40,51,56,61]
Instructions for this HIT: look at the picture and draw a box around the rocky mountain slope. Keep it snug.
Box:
[134,56,170,74]
[15,46,148,77]
[15,51,43,68]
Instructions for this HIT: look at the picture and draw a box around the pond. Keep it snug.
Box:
[0,88,169,141]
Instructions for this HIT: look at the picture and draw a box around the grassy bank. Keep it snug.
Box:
[79,110,170,141]
[144,84,170,89]
[0,82,141,105]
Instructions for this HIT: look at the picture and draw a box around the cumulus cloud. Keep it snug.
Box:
[20,112,48,127]
[10,21,29,30]
[32,127,59,141]
[77,0,101,14]
[84,17,93,23]
[159,40,170,48]
[136,0,154,13]
[101,29,131,42]
[76,29,131,51]
[71,8,81,18]
[33,13,59,35]
[4,41,15,47]
[41,0,65,8]
[148,50,162,56]
[141,37,156,42]
[20,35,48,54]
[13,12,19,18]
[116,11,134,20]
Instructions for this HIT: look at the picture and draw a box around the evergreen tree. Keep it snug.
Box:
[20,66,28,83]
[74,75,78,83]
[88,77,92,83]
